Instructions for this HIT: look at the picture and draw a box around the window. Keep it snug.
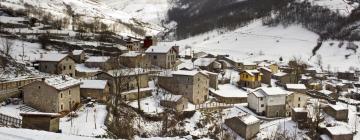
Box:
[38,86,41,89]
[260,97,263,101]
[261,104,264,107]
[298,97,301,101]
[61,104,63,110]
[68,90,71,95]
[63,66,66,70]
[60,93,63,98]
[153,55,157,59]
[69,65,72,70]
[45,65,47,69]
[298,104,300,107]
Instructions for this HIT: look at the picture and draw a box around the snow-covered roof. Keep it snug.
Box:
[273,72,288,77]
[44,76,82,90]
[326,125,352,135]
[328,104,347,111]
[120,51,143,57]
[253,87,288,97]
[259,67,271,72]
[145,45,174,53]
[242,70,262,76]
[80,80,107,90]
[239,114,260,125]
[72,50,84,55]
[37,53,68,62]
[162,94,183,102]
[319,89,333,95]
[194,58,216,66]
[75,64,100,73]
[286,84,307,90]
[172,70,202,76]
[20,112,61,117]
[210,84,248,98]
[293,108,307,112]
[85,56,110,63]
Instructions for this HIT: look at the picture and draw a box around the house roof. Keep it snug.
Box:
[328,104,347,111]
[44,76,82,90]
[80,80,107,90]
[194,58,216,67]
[162,94,183,102]
[239,114,260,125]
[292,108,307,112]
[259,67,271,72]
[145,45,174,54]
[72,50,84,55]
[286,84,307,90]
[120,51,143,57]
[326,125,352,135]
[85,56,110,63]
[273,72,288,77]
[241,70,262,76]
[20,112,61,117]
[37,53,68,62]
[253,87,288,96]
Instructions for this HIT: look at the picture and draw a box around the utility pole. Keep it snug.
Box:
[21,41,25,61]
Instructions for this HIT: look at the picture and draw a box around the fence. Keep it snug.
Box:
[195,102,234,110]
[0,113,22,128]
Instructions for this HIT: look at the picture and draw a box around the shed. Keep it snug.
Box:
[20,112,61,132]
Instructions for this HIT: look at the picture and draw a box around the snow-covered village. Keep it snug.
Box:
[0,0,360,140]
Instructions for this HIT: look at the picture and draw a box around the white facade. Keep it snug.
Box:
[248,87,287,114]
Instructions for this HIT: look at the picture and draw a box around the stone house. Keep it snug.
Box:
[85,56,112,70]
[285,84,307,93]
[22,76,82,113]
[71,50,85,63]
[210,84,248,104]
[225,114,260,140]
[36,53,76,77]
[239,62,258,71]
[80,80,109,101]
[324,104,348,122]
[257,61,279,74]
[193,58,222,72]
[273,72,297,86]
[145,45,178,69]
[248,87,287,117]
[75,64,100,78]
[238,70,262,89]
[119,51,150,68]
[20,112,61,132]
[96,68,149,95]
[258,67,271,85]
[201,70,219,89]
[286,92,309,116]
[158,70,209,104]
[125,39,142,51]
[291,108,308,129]
[322,125,353,140]
[160,94,188,112]
[0,78,41,102]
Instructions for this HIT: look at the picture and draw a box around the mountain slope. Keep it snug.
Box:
[162,20,360,71]
[0,0,161,36]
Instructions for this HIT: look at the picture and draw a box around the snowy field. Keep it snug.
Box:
[60,104,108,137]
[162,20,360,71]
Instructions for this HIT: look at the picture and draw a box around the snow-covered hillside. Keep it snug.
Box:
[0,0,161,36]
[162,20,360,71]
[297,0,359,16]
[100,0,171,25]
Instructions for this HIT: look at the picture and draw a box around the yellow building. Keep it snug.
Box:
[286,92,310,116]
[238,70,262,89]
[257,61,279,74]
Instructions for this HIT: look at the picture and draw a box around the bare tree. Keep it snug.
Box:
[315,54,323,72]
[1,38,14,56]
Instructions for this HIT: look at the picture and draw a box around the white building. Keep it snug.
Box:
[247,87,288,117]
